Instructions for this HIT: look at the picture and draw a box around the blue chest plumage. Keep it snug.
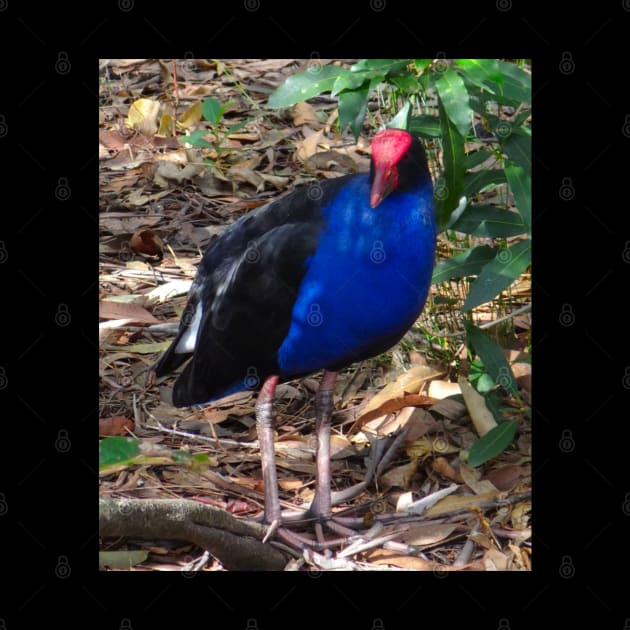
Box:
[277,174,435,375]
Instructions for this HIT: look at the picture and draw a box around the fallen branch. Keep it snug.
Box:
[99,498,287,571]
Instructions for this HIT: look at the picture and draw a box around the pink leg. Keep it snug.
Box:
[255,375,280,524]
[308,370,337,520]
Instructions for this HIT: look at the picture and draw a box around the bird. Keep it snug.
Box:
[153,128,436,529]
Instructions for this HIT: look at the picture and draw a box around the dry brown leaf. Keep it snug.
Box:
[425,489,502,517]
[293,102,319,126]
[304,151,357,173]
[99,213,162,235]
[459,463,499,495]
[259,173,290,190]
[178,101,203,129]
[227,166,264,190]
[364,549,434,570]
[126,98,161,136]
[278,478,305,491]
[398,523,459,546]
[99,129,129,153]
[458,377,497,437]
[296,129,324,161]
[483,547,512,571]
[355,394,437,430]
[428,379,462,399]
[511,360,531,393]
[153,160,205,187]
[405,437,458,459]
[429,397,467,420]
[484,464,529,491]
[432,456,463,482]
[130,229,164,260]
[359,365,442,418]
[379,460,419,491]
[99,416,135,436]
[99,300,159,324]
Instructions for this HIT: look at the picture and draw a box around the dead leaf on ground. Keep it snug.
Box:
[398,522,459,546]
[295,129,325,161]
[293,102,320,126]
[458,377,497,437]
[425,489,503,518]
[459,462,500,495]
[99,300,160,324]
[379,460,419,491]
[428,379,462,399]
[359,365,443,418]
[364,549,434,570]
[126,98,161,136]
[484,464,530,491]
[99,416,135,436]
[432,456,463,483]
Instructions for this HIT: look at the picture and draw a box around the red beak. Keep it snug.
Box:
[370,164,395,208]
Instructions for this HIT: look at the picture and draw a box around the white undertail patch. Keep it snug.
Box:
[175,300,203,354]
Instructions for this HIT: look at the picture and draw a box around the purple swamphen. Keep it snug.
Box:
[153,128,436,527]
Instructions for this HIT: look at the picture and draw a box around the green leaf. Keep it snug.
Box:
[464,168,507,196]
[267,65,341,108]
[332,69,368,95]
[409,114,441,137]
[449,205,527,238]
[338,83,370,139]
[99,550,149,570]
[455,59,502,93]
[493,61,531,104]
[434,69,473,137]
[99,437,141,468]
[227,117,255,135]
[105,341,171,354]
[432,245,497,283]
[350,59,409,77]
[182,129,214,148]
[465,321,518,396]
[476,372,496,393]
[468,419,518,466]
[501,127,531,171]
[464,149,495,170]
[387,101,411,131]
[413,59,432,72]
[505,162,531,234]
[201,98,225,126]
[436,96,465,229]
[389,74,421,93]
[462,238,531,310]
